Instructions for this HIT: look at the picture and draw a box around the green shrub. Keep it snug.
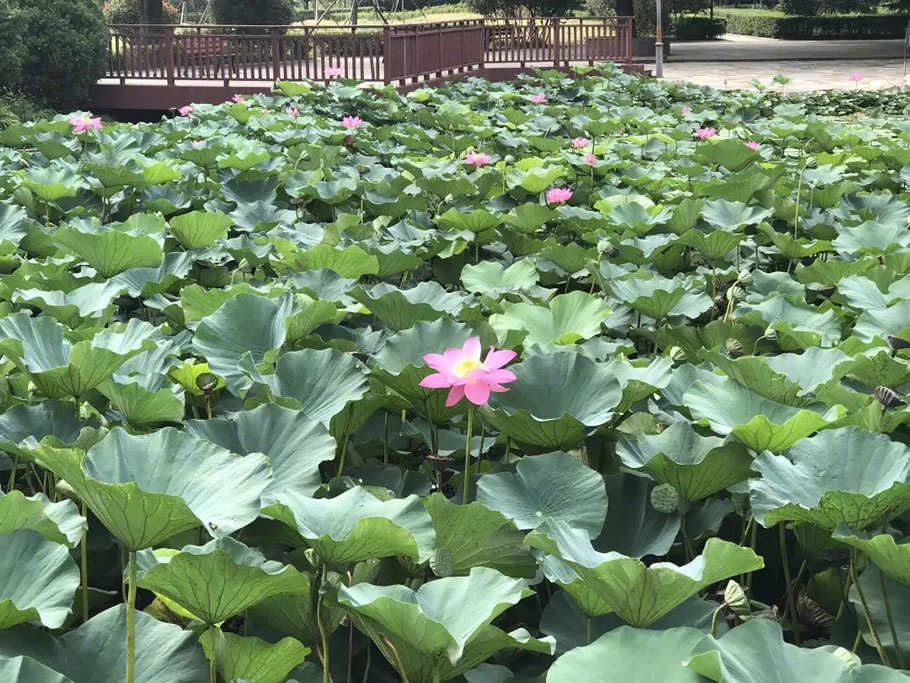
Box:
[0,0,23,94]
[717,10,910,38]
[12,0,109,111]
[103,0,180,24]
[209,0,296,26]
[674,16,726,40]
[780,0,816,14]
[632,0,670,35]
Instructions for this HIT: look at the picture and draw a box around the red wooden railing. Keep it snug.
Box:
[104,17,633,88]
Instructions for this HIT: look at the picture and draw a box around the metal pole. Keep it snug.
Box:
[655,0,663,78]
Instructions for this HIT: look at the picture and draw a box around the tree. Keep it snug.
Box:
[137,0,163,23]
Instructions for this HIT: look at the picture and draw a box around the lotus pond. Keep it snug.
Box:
[4,64,910,682]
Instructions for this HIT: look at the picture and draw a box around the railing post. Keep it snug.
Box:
[552,17,561,68]
[270,29,281,81]
[625,18,632,64]
[164,26,175,86]
[383,25,391,85]
[479,18,486,71]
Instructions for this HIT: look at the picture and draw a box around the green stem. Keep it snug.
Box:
[337,408,353,478]
[316,566,333,683]
[462,406,474,505]
[81,500,88,624]
[880,568,905,669]
[383,412,389,466]
[779,523,800,645]
[381,635,410,683]
[6,451,18,492]
[125,550,137,683]
[586,616,592,645]
[208,626,218,683]
[852,549,890,666]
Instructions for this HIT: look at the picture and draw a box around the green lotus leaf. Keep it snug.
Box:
[476,451,607,537]
[192,293,294,396]
[461,259,538,297]
[0,491,85,547]
[185,403,335,503]
[285,295,337,343]
[605,356,674,413]
[0,203,28,254]
[180,282,273,327]
[0,529,79,629]
[508,165,566,193]
[734,295,841,349]
[35,427,271,550]
[437,207,503,234]
[335,567,552,683]
[684,374,845,452]
[351,281,467,332]
[526,521,763,627]
[0,605,209,682]
[484,352,623,449]
[198,631,308,683]
[99,379,185,427]
[848,565,910,667]
[263,486,434,565]
[833,221,910,258]
[616,422,753,501]
[853,301,910,345]
[676,229,744,262]
[11,283,119,326]
[695,141,762,172]
[135,537,307,625]
[503,204,554,233]
[597,472,682,558]
[489,291,610,346]
[53,222,163,277]
[0,656,74,682]
[0,400,100,463]
[167,361,225,397]
[424,493,537,578]
[548,625,708,683]
[24,167,79,203]
[833,528,910,586]
[749,427,910,529]
[296,244,379,279]
[248,348,369,425]
[608,275,711,321]
[168,210,232,249]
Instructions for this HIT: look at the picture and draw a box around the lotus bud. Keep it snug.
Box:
[303,548,320,567]
[874,385,905,409]
[726,285,745,302]
[888,335,910,350]
[725,339,744,358]
[723,580,751,619]
[796,590,834,630]
[650,483,680,514]
[668,346,686,363]
[737,269,753,286]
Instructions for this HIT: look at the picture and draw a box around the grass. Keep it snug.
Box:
[714,5,901,16]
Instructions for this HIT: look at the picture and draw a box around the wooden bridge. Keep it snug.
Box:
[93,17,638,110]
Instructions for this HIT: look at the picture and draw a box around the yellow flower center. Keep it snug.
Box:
[453,357,482,378]
[83,116,92,123]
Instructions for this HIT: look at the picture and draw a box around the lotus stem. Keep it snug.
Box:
[380,635,410,683]
[316,565,333,683]
[504,438,511,465]
[208,625,218,683]
[360,645,371,683]
[337,407,353,478]
[586,616,592,645]
[779,523,800,645]
[383,412,389,465]
[462,406,474,506]
[850,549,890,666]
[6,451,18,492]
[125,550,137,683]
[879,568,905,669]
[81,500,88,624]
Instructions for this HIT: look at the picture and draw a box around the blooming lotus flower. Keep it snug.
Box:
[286,107,300,117]
[850,72,864,82]
[529,94,547,104]
[178,105,194,116]
[231,94,246,103]
[682,106,692,114]
[464,151,491,167]
[342,115,363,129]
[571,137,590,148]
[261,108,270,115]
[585,152,596,166]
[69,116,102,133]
[326,66,343,78]
[695,127,716,140]
[546,187,573,204]
[745,141,760,150]
[191,139,206,148]
[419,337,516,406]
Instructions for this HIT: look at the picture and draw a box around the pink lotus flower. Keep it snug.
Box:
[69,116,102,133]
[342,115,363,129]
[571,137,590,148]
[191,139,206,148]
[529,94,547,104]
[745,141,760,150]
[464,151,491,167]
[231,94,246,103]
[546,187,573,204]
[695,127,716,140]
[585,152,596,166]
[850,72,864,82]
[325,66,343,78]
[419,337,516,406]
[178,105,194,116]
[682,106,692,114]
[286,107,300,117]
[261,108,270,115]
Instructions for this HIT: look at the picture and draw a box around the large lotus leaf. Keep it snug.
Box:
[833,221,910,258]
[489,291,610,346]
[437,207,503,233]
[596,472,681,558]
[684,374,845,452]
[53,223,163,277]
[0,529,79,629]
[284,295,337,343]
[0,605,209,682]
[508,165,566,193]
[695,141,762,172]
[351,281,467,332]
[0,401,100,463]
[616,422,754,501]
[734,295,841,349]
[608,275,711,321]
[336,567,552,683]
[848,565,910,667]
[250,348,369,425]
[135,537,307,625]
[684,618,906,683]
[605,356,674,414]
[833,528,910,586]
[296,244,380,279]
[0,656,74,682]
[677,229,744,262]
[168,211,232,249]
[547,625,709,683]
[0,491,85,547]
[35,428,271,549]
[99,378,184,427]
[526,521,763,627]
[853,301,910,345]
[199,631,308,683]
[423,494,536,578]
[0,203,27,254]
[11,284,119,326]
[192,293,294,396]
[186,403,335,503]
[461,259,538,297]
[749,427,910,529]
[476,452,607,537]
[263,487,434,565]
[484,353,623,449]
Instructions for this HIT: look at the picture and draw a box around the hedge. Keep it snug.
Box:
[717,10,910,39]
[674,17,727,40]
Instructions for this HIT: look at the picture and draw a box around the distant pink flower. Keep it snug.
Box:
[585,152,596,166]
[546,187,573,204]
[178,105,194,116]
[745,141,760,150]
[191,139,205,148]
[464,151,491,167]
[342,115,363,129]
[419,337,516,406]
[529,94,547,104]
[286,107,300,117]
[571,137,590,149]
[695,127,716,140]
[69,116,102,133]
[261,108,269,115]
[850,72,864,82]
[232,94,246,103]
[325,66,343,78]
[682,106,691,114]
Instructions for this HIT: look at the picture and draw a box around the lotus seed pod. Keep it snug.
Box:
[888,335,910,350]
[737,269,753,286]
[725,338,744,358]
[726,285,745,302]
[650,483,680,514]
[874,385,905,409]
